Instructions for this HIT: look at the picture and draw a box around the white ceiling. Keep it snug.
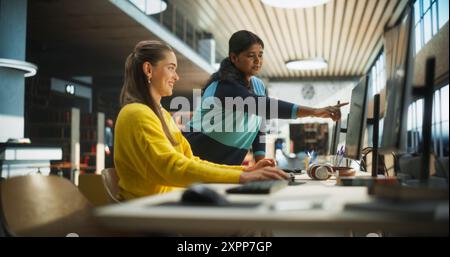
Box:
[172,0,409,79]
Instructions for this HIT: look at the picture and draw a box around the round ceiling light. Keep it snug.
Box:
[286,58,328,71]
[261,0,330,8]
[130,0,167,15]
[145,0,167,14]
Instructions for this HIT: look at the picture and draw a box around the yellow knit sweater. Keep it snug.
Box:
[114,103,244,200]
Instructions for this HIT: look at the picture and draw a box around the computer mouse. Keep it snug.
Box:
[181,184,230,206]
[285,172,305,186]
[287,172,295,183]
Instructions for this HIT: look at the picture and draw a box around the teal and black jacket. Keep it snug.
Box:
[184,77,299,165]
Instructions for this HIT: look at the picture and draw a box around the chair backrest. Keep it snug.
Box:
[101,168,120,203]
[0,175,110,236]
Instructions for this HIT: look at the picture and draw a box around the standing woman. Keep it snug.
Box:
[114,40,287,200]
[184,30,347,166]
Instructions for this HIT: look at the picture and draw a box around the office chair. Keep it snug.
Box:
[0,175,114,236]
[101,168,121,203]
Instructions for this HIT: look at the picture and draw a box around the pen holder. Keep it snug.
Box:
[332,154,346,167]
[303,157,311,170]
[307,164,333,180]
[332,166,356,177]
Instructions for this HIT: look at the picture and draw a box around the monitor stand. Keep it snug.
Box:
[369,93,381,178]
[414,58,435,182]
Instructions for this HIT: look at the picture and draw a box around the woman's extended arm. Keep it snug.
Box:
[296,102,349,121]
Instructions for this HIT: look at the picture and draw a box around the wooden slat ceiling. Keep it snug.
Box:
[171,0,406,79]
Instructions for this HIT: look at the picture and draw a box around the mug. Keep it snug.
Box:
[332,166,356,177]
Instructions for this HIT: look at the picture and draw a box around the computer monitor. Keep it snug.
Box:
[290,123,329,155]
[344,76,371,160]
[380,4,415,154]
[329,110,341,156]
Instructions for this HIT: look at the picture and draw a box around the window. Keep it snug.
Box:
[438,0,449,29]
[414,0,449,53]
[407,85,449,157]
[407,99,423,153]
[368,52,387,96]
[369,2,448,157]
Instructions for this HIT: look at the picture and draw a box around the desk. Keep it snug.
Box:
[0,143,63,178]
[94,174,448,236]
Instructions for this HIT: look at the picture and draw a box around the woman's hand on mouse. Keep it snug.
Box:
[239,167,288,183]
[244,158,276,172]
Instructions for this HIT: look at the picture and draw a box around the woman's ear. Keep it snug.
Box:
[142,62,153,79]
[229,53,238,65]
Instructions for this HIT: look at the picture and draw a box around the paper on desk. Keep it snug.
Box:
[271,200,321,211]
[269,195,329,211]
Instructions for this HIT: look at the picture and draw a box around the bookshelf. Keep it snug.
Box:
[80,112,105,174]
[25,107,80,176]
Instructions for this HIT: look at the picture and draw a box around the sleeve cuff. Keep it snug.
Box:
[253,151,266,156]
[291,104,299,119]
[231,165,246,171]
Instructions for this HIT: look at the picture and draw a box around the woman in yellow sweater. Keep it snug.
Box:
[115,40,287,200]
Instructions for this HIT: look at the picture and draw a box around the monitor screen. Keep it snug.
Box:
[329,114,341,156]
[290,123,329,155]
[345,76,371,160]
[380,5,415,153]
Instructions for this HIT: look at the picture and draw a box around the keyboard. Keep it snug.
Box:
[226,180,289,194]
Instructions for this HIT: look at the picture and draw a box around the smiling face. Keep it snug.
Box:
[230,43,264,80]
[145,50,179,100]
